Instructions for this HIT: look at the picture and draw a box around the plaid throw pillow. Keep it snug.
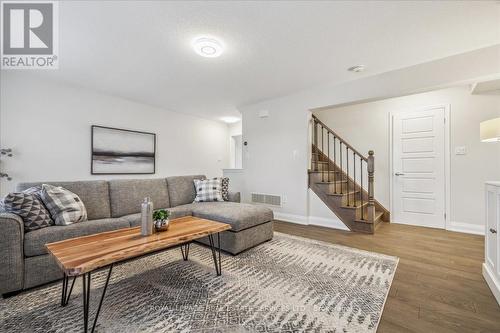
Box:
[40,184,88,226]
[1,191,54,232]
[193,178,224,202]
[221,177,229,201]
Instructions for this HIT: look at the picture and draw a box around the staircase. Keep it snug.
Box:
[309,115,390,233]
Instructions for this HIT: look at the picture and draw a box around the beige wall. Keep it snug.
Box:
[314,85,500,229]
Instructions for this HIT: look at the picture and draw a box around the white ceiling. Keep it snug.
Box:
[37,0,500,122]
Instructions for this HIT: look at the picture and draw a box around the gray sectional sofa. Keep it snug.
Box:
[0,175,274,296]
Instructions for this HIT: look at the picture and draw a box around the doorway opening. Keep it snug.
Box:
[230,134,242,169]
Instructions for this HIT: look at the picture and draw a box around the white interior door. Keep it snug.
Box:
[392,106,446,229]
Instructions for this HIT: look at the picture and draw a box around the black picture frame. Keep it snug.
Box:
[91,125,156,175]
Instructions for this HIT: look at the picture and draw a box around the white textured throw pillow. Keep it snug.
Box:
[193,178,224,202]
[40,184,88,225]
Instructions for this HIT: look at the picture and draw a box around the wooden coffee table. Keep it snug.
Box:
[46,216,231,333]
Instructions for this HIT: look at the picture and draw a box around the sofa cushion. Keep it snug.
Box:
[108,179,170,217]
[24,218,131,257]
[191,202,273,232]
[123,205,194,227]
[16,181,111,220]
[166,175,205,207]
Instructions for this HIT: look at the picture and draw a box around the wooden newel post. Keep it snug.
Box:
[367,150,376,223]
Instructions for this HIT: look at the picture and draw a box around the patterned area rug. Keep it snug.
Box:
[0,233,398,333]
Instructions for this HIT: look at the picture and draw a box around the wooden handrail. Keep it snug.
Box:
[312,115,368,162]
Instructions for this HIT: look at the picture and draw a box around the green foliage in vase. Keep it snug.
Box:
[153,209,170,221]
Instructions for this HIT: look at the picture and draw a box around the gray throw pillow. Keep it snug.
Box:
[193,178,224,202]
[2,192,54,232]
[40,184,88,226]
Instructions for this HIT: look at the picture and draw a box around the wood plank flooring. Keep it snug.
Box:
[274,220,500,333]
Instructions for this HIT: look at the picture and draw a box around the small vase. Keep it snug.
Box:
[141,197,154,236]
[154,218,170,232]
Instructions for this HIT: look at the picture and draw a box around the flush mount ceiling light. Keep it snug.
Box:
[347,65,366,73]
[220,117,240,124]
[192,36,224,58]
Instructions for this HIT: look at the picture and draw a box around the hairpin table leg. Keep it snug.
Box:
[61,273,76,307]
[180,242,191,261]
[208,233,222,276]
[81,264,113,333]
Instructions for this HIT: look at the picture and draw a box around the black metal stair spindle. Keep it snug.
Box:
[346,147,350,206]
[313,121,316,170]
[327,132,330,182]
[339,142,343,194]
[353,153,357,207]
[321,125,324,182]
[333,136,337,192]
[315,121,319,171]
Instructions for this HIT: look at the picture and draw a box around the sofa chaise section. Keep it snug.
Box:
[190,202,274,254]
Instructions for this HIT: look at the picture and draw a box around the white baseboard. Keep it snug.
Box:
[273,212,308,225]
[393,219,446,229]
[446,221,484,236]
[273,212,349,231]
[275,213,484,235]
[308,216,350,231]
[483,263,500,306]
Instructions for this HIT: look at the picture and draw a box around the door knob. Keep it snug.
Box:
[490,228,497,234]
[395,172,405,176]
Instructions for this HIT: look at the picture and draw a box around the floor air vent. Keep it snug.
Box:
[251,193,282,207]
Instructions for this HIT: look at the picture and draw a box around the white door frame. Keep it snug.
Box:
[389,104,451,229]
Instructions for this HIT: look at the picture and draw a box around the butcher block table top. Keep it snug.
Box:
[46,216,231,276]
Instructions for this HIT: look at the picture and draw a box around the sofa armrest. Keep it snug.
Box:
[0,212,24,294]
[227,192,241,203]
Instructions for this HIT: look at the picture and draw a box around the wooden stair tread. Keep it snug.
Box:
[311,161,339,165]
[354,211,385,224]
[341,200,369,210]
[309,170,341,174]
[315,180,347,184]
[327,190,359,197]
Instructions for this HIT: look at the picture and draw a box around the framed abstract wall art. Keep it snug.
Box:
[91,125,156,174]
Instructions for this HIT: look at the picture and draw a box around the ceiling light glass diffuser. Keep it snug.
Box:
[192,37,224,58]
